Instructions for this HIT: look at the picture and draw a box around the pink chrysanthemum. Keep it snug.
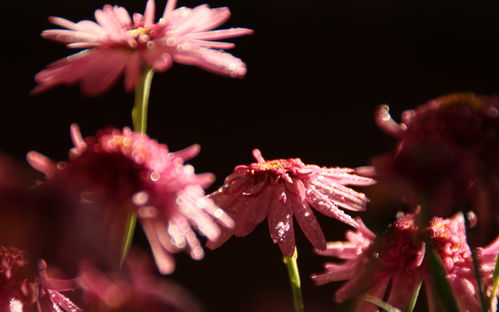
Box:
[0,246,81,312]
[27,125,233,274]
[207,149,375,256]
[78,252,202,312]
[33,0,253,96]
[427,214,499,312]
[373,92,499,242]
[312,212,499,311]
[312,214,425,311]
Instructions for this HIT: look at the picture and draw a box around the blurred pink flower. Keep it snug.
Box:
[78,252,203,312]
[0,246,81,312]
[207,149,375,257]
[312,213,425,311]
[427,214,499,312]
[373,92,499,243]
[27,125,233,274]
[33,0,253,96]
[312,211,499,311]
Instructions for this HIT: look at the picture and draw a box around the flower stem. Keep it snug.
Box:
[363,295,401,312]
[283,248,304,312]
[132,66,155,133]
[490,253,499,311]
[120,66,155,266]
[462,211,488,312]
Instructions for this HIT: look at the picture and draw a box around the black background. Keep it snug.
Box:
[2,0,499,311]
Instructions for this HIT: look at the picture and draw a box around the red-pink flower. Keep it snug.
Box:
[78,252,202,312]
[27,125,233,274]
[312,212,499,311]
[33,0,253,96]
[312,214,425,311]
[0,246,81,312]
[373,92,499,242]
[207,149,375,256]
[427,214,499,312]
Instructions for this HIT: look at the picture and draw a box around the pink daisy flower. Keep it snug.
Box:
[427,214,499,312]
[312,214,425,311]
[27,125,233,274]
[0,246,81,312]
[78,252,202,312]
[33,0,253,96]
[206,149,375,257]
[312,211,499,311]
[373,92,499,242]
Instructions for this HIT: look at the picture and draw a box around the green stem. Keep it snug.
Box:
[132,66,155,133]
[283,248,304,312]
[120,66,155,266]
[490,253,499,311]
[363,295,401,312]
[462,211,488,312]
[426,242,460,312]
[405,282,422,312]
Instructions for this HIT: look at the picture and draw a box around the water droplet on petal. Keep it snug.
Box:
[150,171,160,181]
[132,191,149,205]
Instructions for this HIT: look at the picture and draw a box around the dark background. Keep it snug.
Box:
[2,0,499,311]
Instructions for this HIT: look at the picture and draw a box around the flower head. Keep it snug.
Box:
[374,92,499,241]
[312,214,425,311]
[0,246,80,312]
[312,211,499,311]
[207,149,375,256]
[27,125,233,274]
[78,252,202,312]
[33,0,253,96]
[426,213,499,312]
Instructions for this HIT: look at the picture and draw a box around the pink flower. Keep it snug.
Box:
[27,125,233,274]
[312,214,425,311]
[78,252,202,312]
[0,246,81,312]
[206,149,375,257]
[312,211,499,311]
[427,214,499,312]
[33,0,253,96]
[373,92,499,242]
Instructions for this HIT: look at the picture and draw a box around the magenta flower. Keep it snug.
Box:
[373,92,499,242]
[32,0,253,96]
[312,211,499,311]
[27,125,233,274]
[312,214,425,311]
[78,252,202,312]
[0,246,81,312]
[206,149,375,257]
[427,214,499,312]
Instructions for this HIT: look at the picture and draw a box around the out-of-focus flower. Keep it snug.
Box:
[0,246,81,312]
[312,214,425,311]
[427,213,499,312]
[78,252,203,312]
[32,0,253,96]
[27,125,233,274]
[207,149,375,257]
[373,92,499,242]
[312,211,499,311]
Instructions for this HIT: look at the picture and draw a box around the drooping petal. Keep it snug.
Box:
[267,184,295,257]
[306,185,359,228]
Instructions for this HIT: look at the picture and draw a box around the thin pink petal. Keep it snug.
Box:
[184,28,254,40]
[268,184,295,257]
[306,185,359,228]
[143,0,156,27]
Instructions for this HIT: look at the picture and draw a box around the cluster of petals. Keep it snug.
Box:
[373,92,499,242]
[27,125,233,274]
[77,253,202,312]
[207,149,375,257]
[0,245,80,312]
[33,0,253,95]
[312,211,499,311]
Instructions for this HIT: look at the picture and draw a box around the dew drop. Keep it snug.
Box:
[150,171,160,181]
[214,208,225,218]
[132,191,149,206]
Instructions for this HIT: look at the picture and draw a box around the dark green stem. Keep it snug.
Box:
[462,211,488,312]
[283,248,304,312]
[120,66,155,266]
